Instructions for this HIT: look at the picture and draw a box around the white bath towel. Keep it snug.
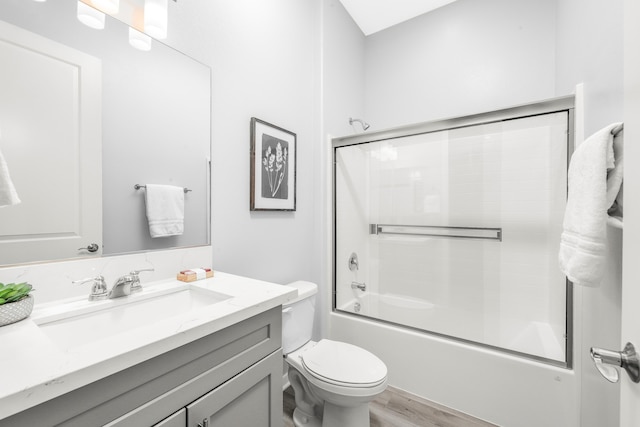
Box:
[0,147,21,207]
[559,123,623,287]
[144,184,184,238]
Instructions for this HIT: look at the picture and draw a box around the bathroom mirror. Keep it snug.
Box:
[0,0,211,266]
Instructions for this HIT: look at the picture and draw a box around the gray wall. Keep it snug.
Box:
[363,0,558,130]
[167,1,321,287]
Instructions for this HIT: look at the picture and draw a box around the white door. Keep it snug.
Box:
[620,0,640,424]
[0,21,102,265]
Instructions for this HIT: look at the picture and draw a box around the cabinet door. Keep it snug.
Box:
[187,351,282,427]
[153,408,186,427]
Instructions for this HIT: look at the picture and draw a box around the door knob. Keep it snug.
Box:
[590,342,640,383]
[78,243,99,253]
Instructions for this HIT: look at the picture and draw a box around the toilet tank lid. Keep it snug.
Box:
[284,281,317,304]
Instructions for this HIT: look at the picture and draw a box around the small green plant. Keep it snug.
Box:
[0,282,33,305]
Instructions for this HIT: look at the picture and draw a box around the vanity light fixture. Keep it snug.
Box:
[144,0,168,39]
[77,1,106,30]
[129,27,152,51]
[92,0,120,14]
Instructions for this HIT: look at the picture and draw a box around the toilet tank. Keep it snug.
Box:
[282,281,317,355]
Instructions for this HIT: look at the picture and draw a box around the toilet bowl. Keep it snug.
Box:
[283,281,388,427]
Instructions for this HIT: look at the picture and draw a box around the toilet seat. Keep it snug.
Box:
[301,339,387,388]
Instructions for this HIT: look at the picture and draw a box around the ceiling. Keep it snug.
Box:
[338,0,458,36]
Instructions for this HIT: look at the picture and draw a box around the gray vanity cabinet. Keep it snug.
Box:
[154,409,186,427]
[147,350,281,427]
[0,307,283,427]
[185,350,279,427]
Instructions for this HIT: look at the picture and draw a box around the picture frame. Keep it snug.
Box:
[250,117,297,211]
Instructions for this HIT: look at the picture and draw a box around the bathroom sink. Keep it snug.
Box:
[33,284,231,350]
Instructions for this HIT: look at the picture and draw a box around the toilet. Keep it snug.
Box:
[282,281,388,427]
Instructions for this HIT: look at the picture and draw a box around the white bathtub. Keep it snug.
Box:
[339,292,565,362]
[331,293,578,427]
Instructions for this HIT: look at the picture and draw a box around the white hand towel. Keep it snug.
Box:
[559,123,623,287]
[144,184,184,238]
[0,147,21,207]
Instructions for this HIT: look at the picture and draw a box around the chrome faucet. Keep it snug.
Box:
[108,274,135,299]
[74,268,154,301]
[351,281,366,291]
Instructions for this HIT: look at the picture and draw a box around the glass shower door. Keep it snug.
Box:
[334,111,570,365]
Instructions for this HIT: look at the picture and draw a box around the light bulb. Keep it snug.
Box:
[129,27,152,51]
[77,1,105,30]
[144,0,168,39]
[92,0,119,14]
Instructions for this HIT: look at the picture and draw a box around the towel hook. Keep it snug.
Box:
[134,184,192,193]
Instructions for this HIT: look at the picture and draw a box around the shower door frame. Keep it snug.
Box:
[331,95,575,368]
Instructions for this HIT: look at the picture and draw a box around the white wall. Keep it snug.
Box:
[166,1,322,287]
[556,0,624,136]
[0,246,213,304]
[324,0,623,425]
[320,0,367,336]
[555,0,624,426]
[363,0,557,130]
[0,0,323,326]
[322,0,366,137]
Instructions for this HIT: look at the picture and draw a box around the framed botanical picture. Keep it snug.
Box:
[250,117,297,211]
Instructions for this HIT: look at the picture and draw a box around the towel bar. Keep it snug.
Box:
[134,184,192,193]
[611,123,624,137]
[369,224,502,241]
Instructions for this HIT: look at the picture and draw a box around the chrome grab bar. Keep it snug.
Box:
[370,224,502,241]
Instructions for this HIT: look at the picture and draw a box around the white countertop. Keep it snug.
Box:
[0,271,297,420]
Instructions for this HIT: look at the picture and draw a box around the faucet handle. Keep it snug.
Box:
[130,268,154,276]
[129,268,154,293]
[72,275,108,301]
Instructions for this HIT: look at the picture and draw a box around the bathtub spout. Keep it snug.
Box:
[351,281,366,291]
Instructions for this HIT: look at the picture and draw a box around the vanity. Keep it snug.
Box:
[0,1,296,424]
[0,272,296,426]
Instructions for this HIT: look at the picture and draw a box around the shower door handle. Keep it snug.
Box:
[590,342,640,383]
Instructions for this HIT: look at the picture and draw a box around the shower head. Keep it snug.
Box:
[349,117,370,131]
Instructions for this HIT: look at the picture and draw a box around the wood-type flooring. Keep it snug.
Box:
[283,385,498,427]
